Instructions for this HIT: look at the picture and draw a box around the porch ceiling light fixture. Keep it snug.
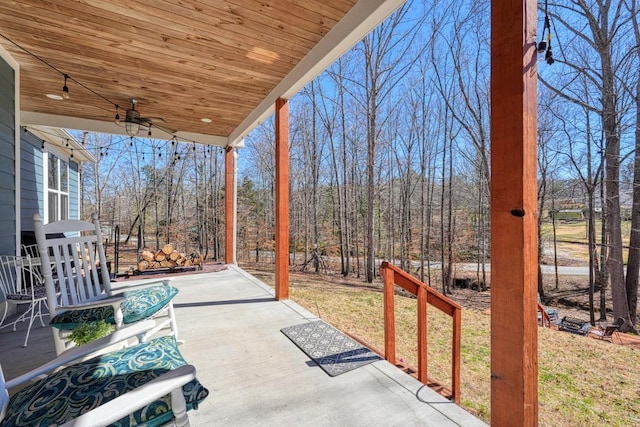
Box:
[125,121,140,137]
[115,103,140,136]
[62,74,70,99]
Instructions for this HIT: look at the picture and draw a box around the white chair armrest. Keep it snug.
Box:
[111,278,173,292]
[5,320,156,389]
[59,364,196,427]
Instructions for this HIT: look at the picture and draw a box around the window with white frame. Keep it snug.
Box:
[46,152,69,222]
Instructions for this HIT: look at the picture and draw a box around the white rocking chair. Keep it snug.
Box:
[0,320,208,427]
[33,213,180,355]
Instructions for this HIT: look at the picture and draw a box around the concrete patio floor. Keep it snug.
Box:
[0,265,486,426]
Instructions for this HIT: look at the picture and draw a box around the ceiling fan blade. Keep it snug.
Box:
[146,117,166,123]
[150,123,176,136]
[121,98,175,136]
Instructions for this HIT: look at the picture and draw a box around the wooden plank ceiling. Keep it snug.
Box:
[0,0,398,146]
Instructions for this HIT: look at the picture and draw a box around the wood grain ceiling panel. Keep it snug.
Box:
[0,0,364,143]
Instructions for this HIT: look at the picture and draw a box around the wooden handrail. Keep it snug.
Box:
[538,303,551,327]
[380,261,462,403]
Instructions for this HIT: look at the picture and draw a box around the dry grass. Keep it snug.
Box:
[540,220,632,264]
[244,266,640,426]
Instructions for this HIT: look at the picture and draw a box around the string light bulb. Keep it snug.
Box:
[62,74,70,99]
[538,0,554,65]
[115,105,120,123]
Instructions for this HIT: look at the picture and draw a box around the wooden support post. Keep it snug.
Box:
[224,147,236,265]
[275,98,289,301]
[381,263,396,364]
[490,0,539,425]
[417,286,428,384]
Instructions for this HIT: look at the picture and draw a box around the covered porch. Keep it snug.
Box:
[0,267,486,426]
[0,0,540,424]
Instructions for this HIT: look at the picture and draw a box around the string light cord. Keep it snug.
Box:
[2,32,225,152]
[540,0,554,64]
[0,32,118,109]
[24,127,214,161]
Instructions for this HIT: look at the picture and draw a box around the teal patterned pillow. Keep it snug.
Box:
[2,336,209,427]
[51,284,179,330]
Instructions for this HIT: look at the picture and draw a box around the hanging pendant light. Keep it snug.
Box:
[62,74,70,99]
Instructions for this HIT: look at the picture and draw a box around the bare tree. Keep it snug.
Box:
[541,0,636,330]
[347,5,425,282]
[429,0,490,292]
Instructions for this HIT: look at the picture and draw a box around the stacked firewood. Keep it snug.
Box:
[137,244,203,271]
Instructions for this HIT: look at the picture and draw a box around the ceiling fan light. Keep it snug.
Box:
[125,121,139,137]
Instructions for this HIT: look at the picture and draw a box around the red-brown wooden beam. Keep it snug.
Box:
[490,0,539,425]
[275,98,290,300]
[225,146,236,264]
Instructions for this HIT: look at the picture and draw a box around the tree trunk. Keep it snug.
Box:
[551,194,559,290]
[625,1,640,326]
[603,74,632,330]
[365,79,376,283]
[599,176,609,321]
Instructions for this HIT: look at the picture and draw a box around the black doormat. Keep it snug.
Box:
[281,320,382,377]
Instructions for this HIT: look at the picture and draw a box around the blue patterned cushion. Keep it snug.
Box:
[2,336,209,427]
[50,284,179,330]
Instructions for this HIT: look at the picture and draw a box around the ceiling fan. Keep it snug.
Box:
[118,98,174,137]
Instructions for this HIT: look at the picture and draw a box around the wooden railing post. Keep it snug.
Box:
[417,286,428,384]
[538,304,551,327]
[452,307,461,403]
[381,262,461,402]
[381,262,396,365]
